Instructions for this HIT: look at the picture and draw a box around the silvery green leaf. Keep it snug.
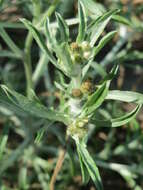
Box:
[81,65,118,116]
[92,104,141,127]
[20,19,59,69]
[54,81,66,92]
[76,1,87,43]
[76,139,103,190]
[0,85,68,124]
[80,0,105,19]
[77,144,90,184]
[93,31,117,57]
[55,12,69,43]
[106,90,143,104]
[82,31,117,78]
[82,82,108,116]
[55,42,73,77]
[0,125,9,161]
[0,27,22,58]
[112,15,131,26]
[89,9,119,47]
[45,17,56,48]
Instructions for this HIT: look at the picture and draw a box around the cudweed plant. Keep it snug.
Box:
[0,0,143,189]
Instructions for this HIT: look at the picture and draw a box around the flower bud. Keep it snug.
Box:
[67,119,88,139]
[81,41,91,51]
[72,88,82,98]
[70,42,81,52]
[74,54,83,63]
[81,79,93,94]
[83,51,91,60]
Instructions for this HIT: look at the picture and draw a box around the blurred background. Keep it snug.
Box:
[0,0,143,189]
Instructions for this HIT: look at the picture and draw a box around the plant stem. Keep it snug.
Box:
[23,33,33,98]
[23,1,41,98]
[37,0,60,27]
[49,148,66,190]
[32,0,60,86]
[32,53,48,86]
[24,0,60,97]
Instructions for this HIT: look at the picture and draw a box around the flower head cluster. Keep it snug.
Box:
[70,41,92,64]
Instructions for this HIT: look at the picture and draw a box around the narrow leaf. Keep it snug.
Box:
[20,19,58,68]
[80,0,104,19]
[0,21,25,29]
[0,27,22,57]
[0,85,68,124]
[0,50,20,59]
[55,12,69,42]
[76,139,103,190]
[82,31,116,78]
[106,90,143,104]
[82,82,108,116]
[55,42,73,76]
[77,145,90,184]
[45,17,56,48]
[99,64,118,84]
[89,9,119,47]
[81,65,118,116]
[0,125,9,161]
[92,104,141,127]
[93,31,117,57]
[112,15,131,26]
[77,1,87,43]
[82,60,93,78]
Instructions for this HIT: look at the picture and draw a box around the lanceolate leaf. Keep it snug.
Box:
[76,1,87,43]
[0,27,22,58]
[112,15,131,26]
[77,145,90,184]
[55,42,73,77]
[99,64,118,84]
[0,50,20,59]
[76,139,103,190]
[91,104,142,127]
[55,12,69,42]
[81,65,118,116]
[0,93,29,117]
[80,0,104,19]
[93,31,117,57]
[45,18,56,48]
[82,59,93,78]
[106,90,143,104]
[0,85,68,124]
[89,9,119,47]
[20,19,58,68]
[82,82,108,116]
[0,125,9,161]
[82,31,117,78]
